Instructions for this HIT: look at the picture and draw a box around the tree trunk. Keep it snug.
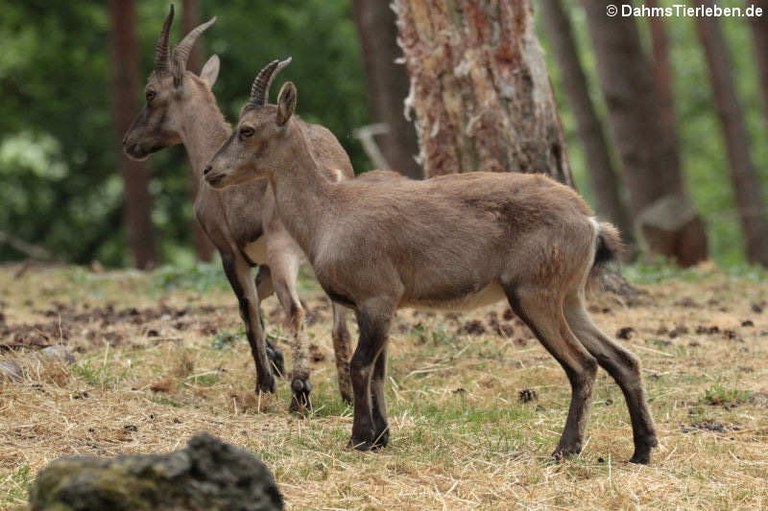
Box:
[353,0,423,179]
[646,0,681,169]
[181,0,215,262]
[748,0,768,123]
[394,0,573,185]
[108,0,157,269]
[581,0,707,266]
[539,0,634,244]
[695,1,768,266]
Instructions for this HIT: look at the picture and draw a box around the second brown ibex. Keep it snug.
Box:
[122,7,356,409]
[204,78,658,463]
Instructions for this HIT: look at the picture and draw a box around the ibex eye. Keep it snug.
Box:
[145,91,156,102]
[239,127,255,139]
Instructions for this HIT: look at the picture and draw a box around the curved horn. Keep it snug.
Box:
[248,57,292,108]
[171,16,217,83]
[154,5,175,73]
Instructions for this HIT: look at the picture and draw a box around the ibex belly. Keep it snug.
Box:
[243,237,267,265]
[404,283,506,312]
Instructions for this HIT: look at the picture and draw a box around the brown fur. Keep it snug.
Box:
[122,18,356,408]
[205,81,658,463]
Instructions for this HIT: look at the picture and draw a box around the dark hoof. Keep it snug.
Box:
[256,374,276,394]
[346,427,388,451]
[629,436,658,465]
[373,427,389,448]
[551,442,582,461]
[289,378,312,413]
[346,436,386,451]
[266,341,285,377]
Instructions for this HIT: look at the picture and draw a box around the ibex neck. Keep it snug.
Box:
[269,132,334,261]
[179,94,231,180]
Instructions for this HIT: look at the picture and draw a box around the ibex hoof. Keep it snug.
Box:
[255,375,276,394]
[629,436,658,465]
[289,378,312,413]
[347,430,388,451]
[551,442,582,461]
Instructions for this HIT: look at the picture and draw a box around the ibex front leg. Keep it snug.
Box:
[222,254,275,394]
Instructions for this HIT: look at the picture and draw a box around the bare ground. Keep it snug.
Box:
[0,263,767,510]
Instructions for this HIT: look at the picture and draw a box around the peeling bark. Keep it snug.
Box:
[394,0,572,185]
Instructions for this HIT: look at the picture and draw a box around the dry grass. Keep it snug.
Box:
[1,262,767,510]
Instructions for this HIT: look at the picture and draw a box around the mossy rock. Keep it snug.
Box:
[29,433,283,511]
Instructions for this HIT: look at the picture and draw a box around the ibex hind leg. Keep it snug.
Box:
[331,303,354,403]
[505,286,598,459]
[564,290,658,464]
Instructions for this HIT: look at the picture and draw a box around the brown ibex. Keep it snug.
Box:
[204,79,659,463]
[122,7,356,410]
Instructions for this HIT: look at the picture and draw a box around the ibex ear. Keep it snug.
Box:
[199,55,220,87]
[276,82,297,126]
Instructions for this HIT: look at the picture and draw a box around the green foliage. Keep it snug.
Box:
[151,260,228,292]
[702,384,752,407]
[211,329,244,351]
[0,0,370,266]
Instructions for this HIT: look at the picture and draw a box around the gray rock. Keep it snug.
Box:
[0,359,23,382]
[41,345,76,365]
[29,433,284,511]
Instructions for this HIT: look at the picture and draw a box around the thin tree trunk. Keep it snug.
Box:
[581,0,707,266]
[748,0,768,123]
[539,0,634,244]
[182,0,215,262]
[108,0,157,269]
[695,1,768,266]
[394,0,573,185]
[353,0,423,179]
[646,0,681,167]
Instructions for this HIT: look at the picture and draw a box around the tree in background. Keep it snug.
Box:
[646,0,681,177]
[580,0,708,267]
[394,0,572,184]
[695,0,768,266]
[539,0,633,244]
[352,0,422,179]
[181,0,215,262]
[748,0,768,123]
[109,0,156,269]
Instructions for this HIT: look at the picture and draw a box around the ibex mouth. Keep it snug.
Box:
[205,173,226,188]
[124,144,150,162]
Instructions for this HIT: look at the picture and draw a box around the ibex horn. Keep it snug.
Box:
[154,5,175,73]
[171,16,217,84]
[249,57,293,108]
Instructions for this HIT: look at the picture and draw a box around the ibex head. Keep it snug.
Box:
[123,5,218,160]
[204,59,295,189]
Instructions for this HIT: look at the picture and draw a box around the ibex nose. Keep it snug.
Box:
[203,165,212,176]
